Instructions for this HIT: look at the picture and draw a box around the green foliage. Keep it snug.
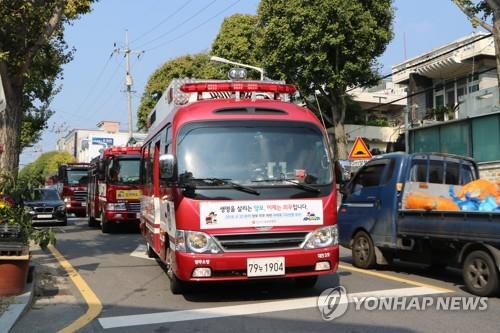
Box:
[18,151,75,185]
[258,0,393,158]
[258,0,393,96]
[0,0,96,169]
[137,53,226,130]
[0,175,56,248]
[211,14,262,79]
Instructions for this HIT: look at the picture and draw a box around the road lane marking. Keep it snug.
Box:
[130,244,155,260]
[47,245,103,333]
[99,286,446,329]
[339,263,453,293]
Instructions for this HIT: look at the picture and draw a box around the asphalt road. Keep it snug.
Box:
[13,217,500,333]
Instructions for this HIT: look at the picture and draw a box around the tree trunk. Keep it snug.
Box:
[0,84,23,177]
[493,11,500,104]
[330,94,348,160]
[334,123,348,160]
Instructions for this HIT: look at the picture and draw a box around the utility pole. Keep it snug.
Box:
[113,30,143,140]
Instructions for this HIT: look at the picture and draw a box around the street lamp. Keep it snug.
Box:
[210,56,265,81]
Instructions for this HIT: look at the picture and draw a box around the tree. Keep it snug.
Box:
[452,0,500,103]
[137,53,226,130]
[211,14,262,79]
[0,1,96,176]
[258,0,393,159]
[18,150,75,185]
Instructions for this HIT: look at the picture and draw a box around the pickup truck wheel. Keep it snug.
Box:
[463,250,499,297]
[352,231,376,269]
[101,212,112,234]
[295,276,318,288]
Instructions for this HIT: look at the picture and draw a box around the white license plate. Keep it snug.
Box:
[37,214,52,219]
[136,213,140,219]
[247,257,285,277]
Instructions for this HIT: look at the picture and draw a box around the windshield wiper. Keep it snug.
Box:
[184,178,260,195]
[251,178,321,193]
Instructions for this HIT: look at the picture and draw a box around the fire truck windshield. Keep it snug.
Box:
[107,157,141,185]
[177,121,333,187]
[66,170,88,185]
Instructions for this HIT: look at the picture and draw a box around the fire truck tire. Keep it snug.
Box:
[88,216,98,227]
[146,244,157,258]
[169,274,185,295]
[101,213,112,234]
[75,211,86,218]
[295,276,318,288]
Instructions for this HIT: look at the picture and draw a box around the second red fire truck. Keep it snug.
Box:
[87,146,143,233]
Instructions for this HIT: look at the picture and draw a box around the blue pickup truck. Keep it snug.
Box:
[338,152,500,296]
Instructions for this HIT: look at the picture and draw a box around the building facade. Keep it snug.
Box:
[57,121,145,163]
[392,32,500,180]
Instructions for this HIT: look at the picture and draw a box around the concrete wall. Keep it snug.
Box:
[478,162,500,182]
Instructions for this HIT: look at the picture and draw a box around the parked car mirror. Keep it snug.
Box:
[159,154,177,181]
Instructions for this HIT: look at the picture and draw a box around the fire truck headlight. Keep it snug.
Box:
[186,231,222,254]
[302,225,338,249]
[64,196,71,203]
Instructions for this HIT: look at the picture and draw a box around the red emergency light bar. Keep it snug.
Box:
[104,146,141,156]
[180,82,297,94]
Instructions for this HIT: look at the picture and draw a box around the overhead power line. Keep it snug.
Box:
[130,0,193,44]
[145,0,242,53]
[136,0,217,49]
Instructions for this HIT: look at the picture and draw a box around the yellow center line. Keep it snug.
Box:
[47,244,103,333]
[338,263,454,293]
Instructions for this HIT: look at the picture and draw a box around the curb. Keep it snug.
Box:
[0,267,36,333]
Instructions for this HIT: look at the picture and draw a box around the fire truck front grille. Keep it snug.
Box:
[213,232,309,252]
[34,207,54,213]
[73,191,87,202]
[126,202,141,212]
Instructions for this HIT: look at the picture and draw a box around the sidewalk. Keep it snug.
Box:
[0,245,86,333]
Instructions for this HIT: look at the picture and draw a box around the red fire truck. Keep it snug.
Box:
[57,163,90,217]
[141,78,339,294]
[87,146,142,233]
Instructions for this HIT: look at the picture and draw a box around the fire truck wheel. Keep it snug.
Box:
[146,244,157,258]
[101,213,112,234]
[88,216,97,228]
[295,276,318,288]
[169,274,185,295]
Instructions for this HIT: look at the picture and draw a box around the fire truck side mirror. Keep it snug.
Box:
[159,154,177,181]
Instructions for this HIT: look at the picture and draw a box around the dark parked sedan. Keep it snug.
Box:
[25,188,67,226]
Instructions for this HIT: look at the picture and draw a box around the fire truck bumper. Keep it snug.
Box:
[174,245,339,282]
[105,210,141,222]
[65,203,86,214]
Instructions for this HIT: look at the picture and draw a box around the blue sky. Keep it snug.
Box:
[20,0,485,165]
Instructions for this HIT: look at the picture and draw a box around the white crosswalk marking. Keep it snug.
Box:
[99,286,448,329]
